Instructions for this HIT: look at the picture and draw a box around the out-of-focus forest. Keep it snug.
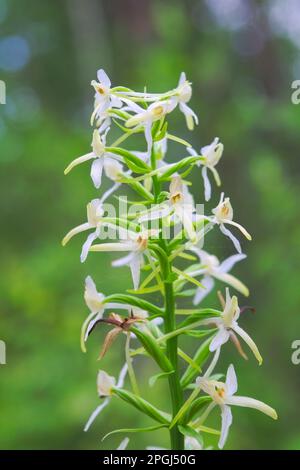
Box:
[0,0,300,450]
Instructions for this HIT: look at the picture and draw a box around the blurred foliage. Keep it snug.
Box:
[0,0,300,450]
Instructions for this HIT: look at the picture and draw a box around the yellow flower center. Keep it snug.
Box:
[170,191,183,204]
[152,105,164,117]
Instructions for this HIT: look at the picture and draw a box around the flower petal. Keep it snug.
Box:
[62,222,91,246]
[84,398,110,432]
[202,166,211,201]
[97,69,111,88]
[220,224,242,254]
[226,395,277,420]
[225,364,238,396]
[219,254,247,273]
[81,231,98,263]
[91,158,104,189]
[193,276,215,305]
[219,405,233,449]
[64,152,94,174]
[232,324,263,365]
[209,327,230,352]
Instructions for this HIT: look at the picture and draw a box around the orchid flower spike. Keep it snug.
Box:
[176,72,198,130]
[91,69,122,123]
[211,193,252,253]
[187,137,223,201]
[89,229,158,290]
[196,364,277,449]
[125,99,177,156]
[204,288,262,364]
[84,363,128,432]
[188,248,249,304]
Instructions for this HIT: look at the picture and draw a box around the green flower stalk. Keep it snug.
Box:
[63,69,277,450]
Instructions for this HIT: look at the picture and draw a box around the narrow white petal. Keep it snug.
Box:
[130,253,142,290]
[112,252,136,267]
[225,364,238,396]
[64,152,94,174]
[220,224,242,254]
[117,363,128,388]
[62,223,90,246]
[90,242,133,252]
[97,69,111,88]
[117,437,129,450]
[80,231,98,263]
[204,347,220,378]
[84,398,110,432]
[144,120,153,156]
[213,272,249,297]
[209,328,230,352]
[225,220,252,240]
[219,254,247,273]
[90,158,104,189]
[226,396,277,419]
[219,405,233,449]
[233,324,263,365]
[202,166,211,201]
[193,276,215,305]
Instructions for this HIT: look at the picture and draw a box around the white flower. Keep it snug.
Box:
[184,436,203,450]
[91,69,122,123]
[187,248,249,304]
[125,99,177,156]
[211,193,252,253]
[187,138,223,201]
[97,370,116,397]
[139,176,197,243]
[196,364,277,448]
[176,72,198,130]
[83,276,131,342]
[64,129,123,189]
[62,198,104,262]
[89,229,158,290]
[84,363,128,432]
[203,288,262,364]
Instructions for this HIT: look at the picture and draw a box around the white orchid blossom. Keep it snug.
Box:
[187,137,223,201]
[90,69,123,122]
[125,99,177,156]
[84,363,128,432]
[64,129,123,189]
[210,193,252,253]
[139,176,197,243]
[89,229,158,290]
[176,72,198,130]
[187,248,249,304]
[203,288,262,364]
[62,198,105,263]
[196,364,277,449]
[82,276,131,344]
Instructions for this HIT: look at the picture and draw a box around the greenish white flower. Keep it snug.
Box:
[176,72,198,130]
[203,288,262,364]
[188,248,249,304]
[187,137,223,201]
[211,192,252,253]
[196,364,277,449]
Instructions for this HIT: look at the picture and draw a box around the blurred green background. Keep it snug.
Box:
[1,0,300,450]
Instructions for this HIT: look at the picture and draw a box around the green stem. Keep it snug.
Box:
[150,123,184,449]
[163,265,184,450]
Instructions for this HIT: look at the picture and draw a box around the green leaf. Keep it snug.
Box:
[104,294,164,317]
[183,328,217,339]
[131,327,173,372]
[102,424,168,442]
[175,289,196,298]
[113,388,170,424]
[121,176,154,201]
[182,396,212,424]
[108,147,151,172]
[180,337,213,389]
[149,370,174,387]
[178,309,221,329]
[159,156,203,180]
[178,425,203,447]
